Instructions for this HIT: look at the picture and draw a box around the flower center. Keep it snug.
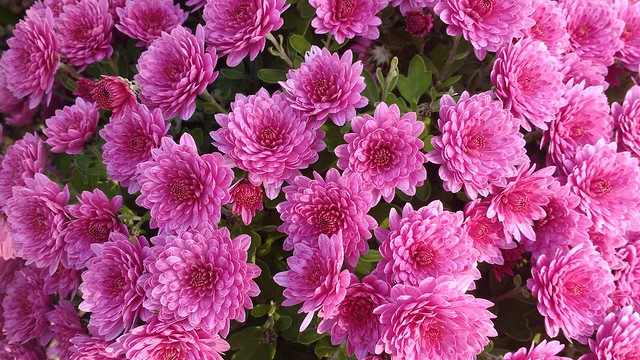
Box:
[370,146,392,167]
[188,265,217,290]
[530,23,545,38]
[128,136,148,152]
[307,262,323,286]
[413,245,436,267]
[570,126,585,139]
[170,178,197,201]
[316,207,342,233]
[565,281,586,296]
[144,10,165,31]
[622,24,634,41]
[572,26,590,42]
[344,298,373,323]
[72,20,93,41]
[231,3,252,22]
[164,65,182,81]
[590,179,611,197]
[334,0,356,19]
[31,213,49,233]
[111,276,126,293]
[514,194,529,211]
[258,126,282,148]
[471,0,493,17]
[88,222,111,242]
[312,78,331,100]
[468,134,486,150]
[162,347,181,360]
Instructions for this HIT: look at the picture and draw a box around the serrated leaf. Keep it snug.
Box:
[289,34,312,55]
[257,69,287,84]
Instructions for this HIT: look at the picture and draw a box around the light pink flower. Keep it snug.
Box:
[613,84,640,158]
[309,0,388,44]
[610,235,640,311]
[69,335,120,360]
[0,218,15,261]
[503,340,571,360]
[43,97,99,154]
[579,306,640,360]
[522,0,570,56]
[618,2,640,70]
[463,198,516,265]
[116,0,187,47]
[559,53,609,90]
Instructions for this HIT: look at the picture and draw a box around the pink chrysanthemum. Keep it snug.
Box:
[43,265,80,298]
[427,91,526,199]
[107,317,230,360]
[492,246,525,281]
[491,38,567,131]
[135,25,217,120]
[100,103,170,193]
[211,89,326,199]
[405,11,433,37]
[0,133,47,208]
[116,0,187,47]
[229,180,264,225]
[376,201,480,287]
[434,0,535,60]
[69,335,120,360]
[579,306,640,360]
[335,102,427,204]
[522,0,569,57]
[561,0,624,68]
[91,75,137,112]
[463,198,516,265]
[56,0,114,69]
[46,300,83,360]
[0,341,46,359]
[136,133,234,233]
[589,228,627,271]
[6,173,70,274]
[309,0,388,44]
[318,274,390,360]
[375,276,497,359]
[543,80,612,168]
[43,97,99,155]
[559,53,608,90]
[64,189,127,269]
[0,60,30,118]
[392,0,438,15]
[280,46,368,126]
[274,233,351,331]
[528,243,615,343]
[203,0,288,67]
[563,140,640,237]
[613,85,640,158]
[1,8,58,109]
[277,169,377,269]
[503,340,571,360]
[610,236,640,311]
[618,2,640,70]
[79,231,151,341]
[143,225,261,337]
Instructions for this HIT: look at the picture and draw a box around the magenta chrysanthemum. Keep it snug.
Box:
[375,276,497,359]
[280,46,368,126]
[116,0,188,47]
[46,300,84,360]
[618,2,640,70]
[1,8,58,109]
[426,91,526,199]
[6,173,70,274]
[203,0,288,67]
[211,89,326,199]
[69,335,119,360]
[277,169,377,269]
[43,265,80,298]
[135,25,217,120]
[527,243,615,343]
[579,306,640,360]
[274,233,351,331]
[610,237,640,311]
[491,38,567,131]
[136,133,234,232]
[91,75,137,112]
[79,231,151,341]
[522,0,569,56]
[613,84,640,158]
[143,225,261,337]
[0,341,46,359]
[317,274,390,360]
[309,0,388,44]
[64,189,127,269]
[229,180,264,225]
[376,201,480,287]
[43,97,99,154]
[100,103,169,193]
[463,198,515,265]
[434,0,535,60]
[503,340,571,360]
[559,53,608,90]
[56,0,114,68]
[0,133,47,208]
[405,11,433,37]
[487,163,556,242]
[335,102,427,204]
[392,0,438,15]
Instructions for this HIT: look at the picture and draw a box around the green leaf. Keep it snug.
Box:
[298,328,324,345]
[314,337,336,358]
[423,134,434,152]
[296,0,316,18]
[441,74,462,88]
[360,249,382,262]
[251,303,272,318]
[257,69,287,84]
[60,76,77,92]
[274,316,292,332]
[361,70,379,106]
[397,55,431,104]
[228,327,276,360]
[495,312,533,341]
[221,67,247,80]
[289,34,312,55]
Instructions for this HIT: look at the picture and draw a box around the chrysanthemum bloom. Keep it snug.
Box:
[0,341,47,359]
[73,77,97,101]
[116,0,187,47]
[203,0,288,67]
[427,91,527,199]
[335,102,427,204]
[463,198,516,265]
[375,276,497,359]
[521,0,569,57]
[91,75,137,112]
[559,53,608,90]
[318,274,390,360]
[405,11,433,37]
[69,335,120,360]
[229,180,264,225]
[211,89,326,199]
[64,189,127,269]
[79,231,151,341]
[613,85,640,158]
[56,0,114,69]
[527,243,615,343]
[503,340,571,360]
[2,266,53,345]
[100,103,170,194]
[617,2,640,71]
[136,133,234,233]
[491,246,525,281]
[46,300,84,360]
[376,201,480,287]
[185,0,206,11]
[561,0,624,68]
[563,140,640,237]
[280,46,368,126]
[610,236,640,311]
[2,8,58,109]
[43,97,99,154]
[0,133,47,208]
[0,60,30,117]
[589,228,627,270]
[579,306,640,360]
[0,258,23,295]
[143,225,261,336]
[43,0,77,17]
[392,0,438,15]
[277,169,377,268]
[491,38,567,131]
[135,25,217,120]
[274,233,351,330]
[543,80,612,168]
[43,265,80,298]
[309,0,387,44]
[434,0,535,60]
[107,317,230,360]
[487,163,556,242]
[6,173,70,274]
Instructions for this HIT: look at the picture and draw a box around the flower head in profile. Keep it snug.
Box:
[613,85,640,158]
[203,0,288,67]
[135,25,217,120]
[559,53,608,90]
[522,0,569,56]
[69,335,119,360]
[229,180,264,225]
[46,300,84,360]
[336,102,427,204]
[463,198,516,265]
[91,76,137,112]
[211,89,325,199]
[579,306,640,360]
[281,46,368,126]
[527,243,615,343]
[503,340,571,360]
[44,97,99,155]
[116,0,188,47]
[0,133,47,208]
[375,276,497,360]
[309,0,388,44]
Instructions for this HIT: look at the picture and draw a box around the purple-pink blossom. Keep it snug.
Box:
[116,0,188,47]
[560,53,608,90]
[0,132,47,208]
[309,0,388,44]
[69,335,121,360]
[579,306,640,360]
[613,84,640,158]
[43,97,99,154]
[503,340,571,360]
[229,180,264,225]
[463,198,516,265]
[522,0,570,57]
[46,300,84,360]
[91,75,138,112]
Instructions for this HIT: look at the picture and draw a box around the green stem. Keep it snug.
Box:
[439,36,461,84]
[199,89,227,114]
[322,34,333,49]
[491,286,527,303]
[266,33,294,68]
[58,62,81,79]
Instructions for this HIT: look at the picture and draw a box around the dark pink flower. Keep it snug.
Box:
[0,133,47,208]
[73,77,97,101]
[43,265,80,298]
[90,75,137,112]
[392,0,438,15]
[309,0,388,43]
[116,0,187,47]
[463,198,516,265]
[610,236,640,311]
[229,180,264,225]
[405,11,433,37]
[503,340,571,360]
[43,97,99,154]
[579,306,640,360]
[491,246,525,281]
[46,300,83,360]
[0,341,46,359]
